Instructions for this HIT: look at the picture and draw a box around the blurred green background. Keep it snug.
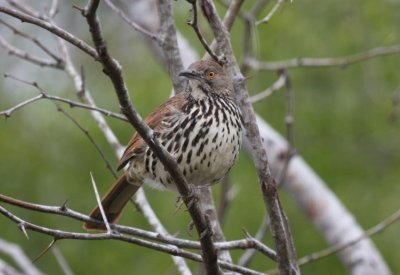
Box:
[1,1,399,274]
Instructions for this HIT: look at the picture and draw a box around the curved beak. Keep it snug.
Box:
[179,70,201,80]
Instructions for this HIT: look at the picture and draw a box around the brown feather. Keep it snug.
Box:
[117,93,187,170]
[83,173,140,230]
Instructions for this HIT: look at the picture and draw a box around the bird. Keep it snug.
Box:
[84,60,243,230]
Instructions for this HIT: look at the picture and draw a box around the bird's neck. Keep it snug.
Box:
[185,82,234,102]
[185,82,208,101]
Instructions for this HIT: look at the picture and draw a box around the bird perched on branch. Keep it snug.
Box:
[84,60,243,230]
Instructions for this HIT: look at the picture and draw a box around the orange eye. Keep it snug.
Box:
[207,71,216,79]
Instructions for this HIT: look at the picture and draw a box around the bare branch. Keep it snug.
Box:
[186,0,221,64]
[51,246,74,275]
[0,18,61,62]
[0,34,62,68]
[238,214,270,267]
[0,6,98,59]
[46,0,59,19]
[157,0,186,92]
[0,203,264,275]
[5,0,41,18]
[256,0,285,25]
[0,258,22,275]
[0,93,42,118]
[245,44,400,70]
[199,0,299,273]
[0,238,44,275]
[133,189,192,275]
[0,193,276,261]
[81,1,220,273]
[103,0,159,41]
[249,72,286,103]
[57,38,124,157]
[221,0,245,31]
[57,107,119,178]
[0,75,126,122]
[276,70,296,185]
[90,173,112,233]
[296,207,400,267]
[54,11,192,274]
[217,174,238,223]
[32,239,57,263]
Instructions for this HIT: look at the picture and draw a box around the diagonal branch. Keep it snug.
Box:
[249,72,286,103]
[0,6,98,59]
[103,0,159,41]
[0,18,62,63]
[80,1,220,273]
[0,34,62,68]
[256,0,285,25]
[296,207,400,267]
[199,0,299,274]
[186,0,221,64]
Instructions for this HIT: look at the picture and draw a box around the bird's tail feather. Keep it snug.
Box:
[83,173,141,230]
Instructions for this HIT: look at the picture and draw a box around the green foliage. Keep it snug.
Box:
[1,1,399,274]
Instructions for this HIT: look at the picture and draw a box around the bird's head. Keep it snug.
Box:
[179,60,232,97]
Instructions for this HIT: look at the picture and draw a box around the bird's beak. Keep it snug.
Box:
[179,70,200,80]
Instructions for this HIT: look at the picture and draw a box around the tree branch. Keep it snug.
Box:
[0,202,266,275]
[0,239,44,275]
[199,1,299,273]
[256,0,285,25]
[186,0,221,64]
[80,1,220,273]
[245,44,400,70]
[0,6,98,60]
[0,193,276,261]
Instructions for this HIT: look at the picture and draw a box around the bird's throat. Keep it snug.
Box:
[188,83,209,101]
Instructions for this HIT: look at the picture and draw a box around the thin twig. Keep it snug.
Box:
[103,0,159,41]
[33,239,57,263]
[3,73,119,178]
[90,173,112,233]
[0,6,98,59]
[0,34,62,68]
[57,107,118,178]
[186,0,221,64]
[0,93,43,118]
[0,18,62,63]
[51,246,74,275]
[245,44,400,70]
[5,0,42,19]
[46,0,59,19]
[1,75,126,121]
[256,0,285,25]
[217,175,239,225]
[238,213,270,266]
[277,70,296,185]
[297,208,400,266]
[249,72,286,103]
[56,38,124,157]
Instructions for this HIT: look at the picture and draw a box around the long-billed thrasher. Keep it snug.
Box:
[84,60,243,229]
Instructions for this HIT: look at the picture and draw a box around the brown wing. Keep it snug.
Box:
[117,93,187,170]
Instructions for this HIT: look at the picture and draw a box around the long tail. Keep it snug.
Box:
[83,173,141,230]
